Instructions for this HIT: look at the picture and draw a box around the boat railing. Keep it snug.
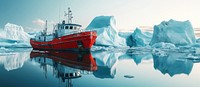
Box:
[63,29,96,36]
[82,29,97,32]
[30,38,34,40]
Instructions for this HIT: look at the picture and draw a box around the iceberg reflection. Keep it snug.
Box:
[0,48,31,71]
[28,48,199,81]
[153,53,193,77]
[92,51,119,78]
[92,50,153,78]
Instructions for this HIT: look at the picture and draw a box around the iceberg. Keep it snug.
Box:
[132,28,152,47]
[5,23,30,42]
[86,16,126,47]
[150,19,196,46]
[118,32,134,47]
[0,23,31,47]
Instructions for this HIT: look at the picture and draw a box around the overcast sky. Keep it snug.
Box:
[1,0,200,32]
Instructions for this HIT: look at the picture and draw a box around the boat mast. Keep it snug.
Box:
[64,7,73,24]
[43,20,47,35]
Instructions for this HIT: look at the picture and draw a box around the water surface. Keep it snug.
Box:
[0,48,200,87]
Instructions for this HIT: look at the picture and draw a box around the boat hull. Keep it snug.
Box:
[30,31,97,51]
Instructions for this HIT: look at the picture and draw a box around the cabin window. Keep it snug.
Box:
[70,26,73,29]
[44,37,46,41]
[74,27,77,29]
[65,26,68,29]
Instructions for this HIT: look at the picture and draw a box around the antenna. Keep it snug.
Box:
[59,6,60,23]
[64,7,73,24]
[43,20,47,35]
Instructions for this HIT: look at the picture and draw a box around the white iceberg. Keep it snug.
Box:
[0,23,32,47]
[5,23,30,42]
[132,28,152,47]
[86,16,126,47]
[150,19,196,46]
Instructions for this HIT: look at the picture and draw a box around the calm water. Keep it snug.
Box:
[1,48,200,87]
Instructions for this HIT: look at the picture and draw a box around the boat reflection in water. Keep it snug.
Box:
[30,50,97,87]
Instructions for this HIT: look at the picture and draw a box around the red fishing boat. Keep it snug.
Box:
[30,8,97,51]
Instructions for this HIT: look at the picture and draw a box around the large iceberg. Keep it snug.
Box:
[0,23,31,47]
[150,19,196,46]
[5,23,30,42]
[86,16,126,47]
[132,28,152,47]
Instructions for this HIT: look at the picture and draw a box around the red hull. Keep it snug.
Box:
[30,31,97,51]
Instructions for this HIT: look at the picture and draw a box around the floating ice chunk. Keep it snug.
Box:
[152,42,176,49]
[150,19,196,46]
[127,46,152,54]
[91,46,115,51]
[124,75,134,78]
[152,49,168,57]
